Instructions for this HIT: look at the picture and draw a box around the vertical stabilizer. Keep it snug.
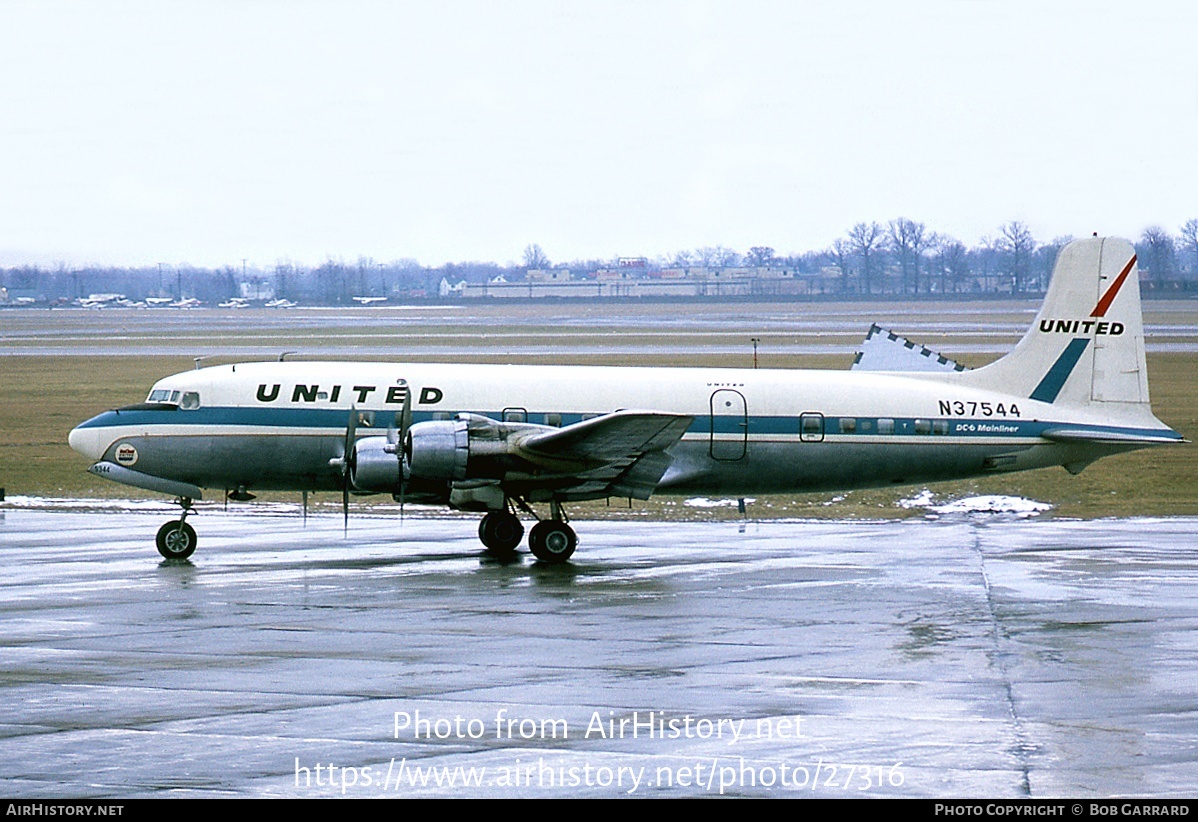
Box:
[957,237,1149,410]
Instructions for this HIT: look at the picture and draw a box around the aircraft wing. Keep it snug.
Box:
[518,409,692,462]
[510,410,693,500]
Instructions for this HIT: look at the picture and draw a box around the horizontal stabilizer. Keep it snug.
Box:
[1041,427,1185,445]
[851,324,969,373]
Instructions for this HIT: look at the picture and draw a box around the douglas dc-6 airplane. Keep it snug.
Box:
[69,237,1183,563]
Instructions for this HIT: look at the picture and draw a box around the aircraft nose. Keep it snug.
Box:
[69,419,109,462]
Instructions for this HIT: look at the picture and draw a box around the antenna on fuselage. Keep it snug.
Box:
[193,356,206,370]
[279,351,297,362]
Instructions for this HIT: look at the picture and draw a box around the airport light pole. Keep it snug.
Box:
[751,337,760,369]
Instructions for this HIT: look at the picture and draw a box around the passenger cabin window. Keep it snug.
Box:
[179,391,201,410]
[914,419,932,435]
[877,418,895,435]
[838,418,857,434]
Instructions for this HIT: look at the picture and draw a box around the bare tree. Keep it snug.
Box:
[1035,236,1072,292]
[523,244,550,270]
[998,221,1037,292]
[847,222,885,294]
[746,246,776,267]
[887,218,928,294]
[670,250,695,268]
[929,234,969,294]
[1138,226,1176,287]
[713,246,741,267]
[1179,219,1198,281]
[829,239,854,295]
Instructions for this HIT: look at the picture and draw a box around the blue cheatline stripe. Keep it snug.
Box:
[75,405,1179,441]
[1030,338,1090,404]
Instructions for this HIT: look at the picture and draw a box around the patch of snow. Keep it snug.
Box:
[930,495,1052,517]
[897,489,937,509]
[683,497,756,509]
[896,489,1051,517]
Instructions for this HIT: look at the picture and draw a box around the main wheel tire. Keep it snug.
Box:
[479,511,524,554]
[528,520,577,564]
[156,520,197,560]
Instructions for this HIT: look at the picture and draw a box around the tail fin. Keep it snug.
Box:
[958,237,1149,410]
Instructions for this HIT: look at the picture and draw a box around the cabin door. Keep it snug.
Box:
[709,389,748,461]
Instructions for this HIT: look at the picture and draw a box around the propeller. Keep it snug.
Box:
[341,405,357,534]
[387,381,413,519]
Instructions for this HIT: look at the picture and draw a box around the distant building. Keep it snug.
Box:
[439,277,466,297]
[526,269,571,282]
[239,280,275,300]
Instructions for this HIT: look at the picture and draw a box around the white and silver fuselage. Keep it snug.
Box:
[68,359,1177,502]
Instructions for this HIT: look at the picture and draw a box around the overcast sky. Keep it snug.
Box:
[1,0,1195,268]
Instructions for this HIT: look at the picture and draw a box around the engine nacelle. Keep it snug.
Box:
[406,419,470,481]
[350,436,402,492]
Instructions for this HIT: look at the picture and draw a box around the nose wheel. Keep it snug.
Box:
[156,497,197,560]
[156,520,196,559]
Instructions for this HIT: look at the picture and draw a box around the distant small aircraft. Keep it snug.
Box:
[264,299,298,308]
[219,298,250,309]
[70,238,1182,563]
[353,296,388,305]
[75,293,125,308]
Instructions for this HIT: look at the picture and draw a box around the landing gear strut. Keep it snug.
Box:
[156,497,197,560]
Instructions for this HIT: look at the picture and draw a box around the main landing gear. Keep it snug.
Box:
[528,519,577,563]
[478,500,577,564]
[478,510,524,557]
[156,497,197,560]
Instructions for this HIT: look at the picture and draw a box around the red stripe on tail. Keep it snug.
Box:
[1091,255,1136,318]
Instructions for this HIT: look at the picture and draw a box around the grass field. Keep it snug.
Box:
[1,301,1194,519]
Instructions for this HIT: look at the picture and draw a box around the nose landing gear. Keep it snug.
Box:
[156,497,197,560]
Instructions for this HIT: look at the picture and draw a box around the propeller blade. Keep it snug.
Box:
[342,405,357,536]
[399,383,412,521]
[399,381,413,442]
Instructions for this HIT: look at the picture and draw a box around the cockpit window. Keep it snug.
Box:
[179,391,201,410]
[146,389,181,405]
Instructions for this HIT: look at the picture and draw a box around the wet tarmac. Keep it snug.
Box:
[2,508,1197,797]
